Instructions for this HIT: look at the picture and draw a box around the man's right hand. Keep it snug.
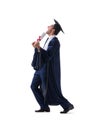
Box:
[32,41,40,48]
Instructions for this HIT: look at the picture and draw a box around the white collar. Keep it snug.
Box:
[48,35,56,39]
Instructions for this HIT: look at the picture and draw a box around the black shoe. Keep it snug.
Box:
[60,105,74,114]
[44,107,50,112]
[35,109,44,112]
[35,107,50,112]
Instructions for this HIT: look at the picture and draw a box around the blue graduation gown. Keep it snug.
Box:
[32,37,63,105]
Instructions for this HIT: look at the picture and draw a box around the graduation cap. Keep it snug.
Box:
[54,19,64,35]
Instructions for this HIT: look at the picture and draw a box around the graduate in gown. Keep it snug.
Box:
[31,19,74,113]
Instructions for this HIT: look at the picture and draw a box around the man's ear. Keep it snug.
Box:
[52,28,55,35]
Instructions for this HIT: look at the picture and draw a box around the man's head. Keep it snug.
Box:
[46,19,64,36]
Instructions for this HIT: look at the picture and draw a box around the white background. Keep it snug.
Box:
[0,0,87,130]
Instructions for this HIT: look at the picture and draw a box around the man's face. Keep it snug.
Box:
[46,25,55,35]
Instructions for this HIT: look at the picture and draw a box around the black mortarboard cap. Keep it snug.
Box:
[54,19,64,34]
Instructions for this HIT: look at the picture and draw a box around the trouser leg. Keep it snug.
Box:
[31,71,48,109]
[58,92,73,109]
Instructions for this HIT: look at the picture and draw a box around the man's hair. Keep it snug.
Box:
[53,19,64,35]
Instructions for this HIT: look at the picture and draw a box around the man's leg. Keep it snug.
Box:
[31,71,45,109]
[58,93,74,113]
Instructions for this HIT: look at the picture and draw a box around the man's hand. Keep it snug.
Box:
[32,41,40,49]
[32,42,35,47]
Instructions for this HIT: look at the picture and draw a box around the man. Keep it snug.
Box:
[31,19,74,113]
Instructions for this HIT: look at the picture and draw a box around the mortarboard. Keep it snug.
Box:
[54,19,64,33]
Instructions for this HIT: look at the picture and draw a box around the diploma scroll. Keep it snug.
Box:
[37,32,46,42]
